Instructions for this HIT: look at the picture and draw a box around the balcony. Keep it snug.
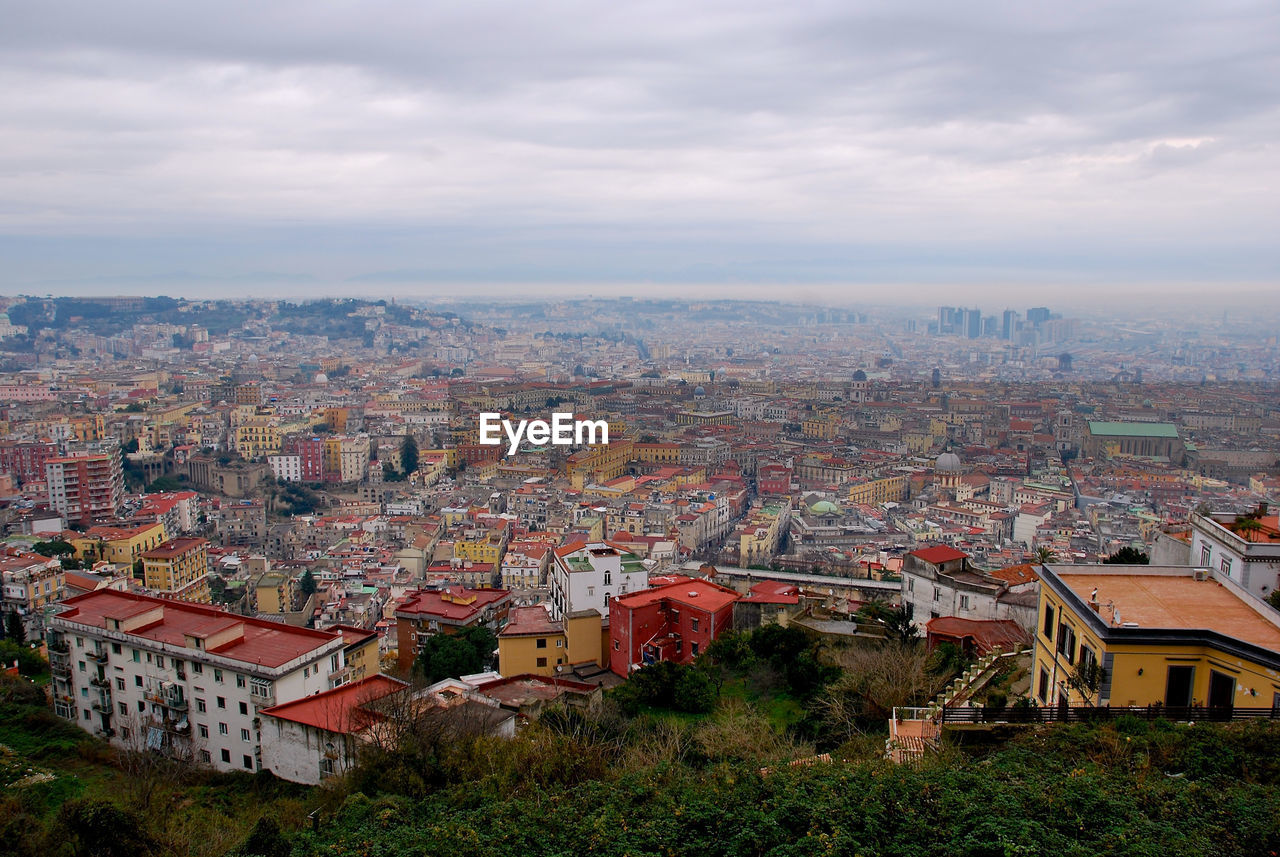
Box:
[87,649,109,664]
[49,650,72,674]
[89,675,111,689]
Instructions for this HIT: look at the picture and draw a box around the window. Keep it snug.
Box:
[907,577,914,592]
[236,674,246,688]
[691,619,700,632]
[192,662,203,674]
[81,687,88,697]
[555,639,563,647]
[111,643,122,655]
[304,667,310,679]
[536,638,547,649]
[959,595,970,610]
[239,701,248,716]
[78,661,85,672]
[1079,645,1098,674]
[214,669,223,683]
[221,749,230,763]
[200,750,211,764]
[1221,557,1232,577]
[218,723,229,735]
[1200,545,1211,566]
[604,571,612,585]
[138,700,145,713]
[613,641,620,651]
[84,709,91,720]
[216,696,226,709]
[1056,623,1077,664]
[133,650,141,663]
[118,702,128,716]
[116,677,125,690]
[241,728,251,742]
[243,755,253,770]
[1038,668,1049,703]
[121,727,130,740]
[536,657,547,668]
[1043,605,1055,640]
[691,642,700,656]
[196,698,207,713]
[199,724,209,738]
[933,587,940,601]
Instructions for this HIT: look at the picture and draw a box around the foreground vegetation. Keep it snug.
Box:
[4,622,1280,856]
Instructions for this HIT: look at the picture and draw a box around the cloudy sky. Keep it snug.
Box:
[1,1,1277,303]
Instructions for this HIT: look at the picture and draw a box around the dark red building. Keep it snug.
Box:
[757,462,793,496]
[608,577,739,677]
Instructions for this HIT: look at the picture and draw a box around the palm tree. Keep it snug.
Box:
[1233,516,1264,541]
[1034,546,1057,565]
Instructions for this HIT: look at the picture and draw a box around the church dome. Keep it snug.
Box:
[935,451,963,472]
[809,499,841,516]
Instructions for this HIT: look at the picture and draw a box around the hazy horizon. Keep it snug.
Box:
[3,2,1278,299]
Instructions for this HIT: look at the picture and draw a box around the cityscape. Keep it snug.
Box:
[3,2,1280,856]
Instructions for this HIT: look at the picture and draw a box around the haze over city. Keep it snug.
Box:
[2,1,1278,301]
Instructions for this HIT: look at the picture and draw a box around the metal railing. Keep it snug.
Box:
[940,704,1280,725]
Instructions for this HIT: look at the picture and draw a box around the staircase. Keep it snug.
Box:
[885,644,1026,763]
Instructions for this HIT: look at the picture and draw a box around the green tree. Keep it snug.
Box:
[54,798,155,857]
[32,539,76,558]
[673,665,717,713]
[144,476,183,493]
[415,634,482,682]
[1266,590,1280,612]
[5,611,25,645]
[1067,659,1108,706]
[400,434,419,476]
[299,569,318,597]
[1034,545,1057,564]
[234,816,291,857]
[1103,547,1149,564]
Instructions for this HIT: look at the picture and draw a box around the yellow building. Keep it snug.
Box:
[633,442,681,464]
[255,572,297,614]
[498,606,605,676]
[235,415,285,459]
[847,474,909,506]
[567,436,634,490]
[140,537,210,600]
[74,522,168,565]
[454,532,506,566]
[802,413,839,440]
[1034,565,1280,711]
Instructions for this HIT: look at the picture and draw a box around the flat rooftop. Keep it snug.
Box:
[1056,568,1280,652]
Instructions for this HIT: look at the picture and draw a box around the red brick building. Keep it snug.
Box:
[608,577,739,677]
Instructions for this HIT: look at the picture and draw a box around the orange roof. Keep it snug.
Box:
[259,674,407,733]
[988,563,1039,586]
[1058,571,1280,652]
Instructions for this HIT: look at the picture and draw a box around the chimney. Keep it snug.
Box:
[1089,587,1100,613]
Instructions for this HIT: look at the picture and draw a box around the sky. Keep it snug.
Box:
[1,1,1278,304]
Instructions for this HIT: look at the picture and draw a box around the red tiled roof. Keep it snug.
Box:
[909,545,969,564]
[988,563,1040,586]
[396,587,510,621]
[742,580,801,604]
[56,589,343,668]
[612,578,740,613]
[925,617,1031,653]
[500,606,561,637]
[259,674,407,733]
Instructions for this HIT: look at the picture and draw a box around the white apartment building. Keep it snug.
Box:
[1189,511,1280,601]
[268,454,302,483]
[547,541,650,621]
[48,589,348,773]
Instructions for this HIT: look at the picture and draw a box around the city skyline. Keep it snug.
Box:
[2,2,1278,297]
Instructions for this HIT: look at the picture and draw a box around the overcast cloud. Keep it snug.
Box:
[0,1,1277,301]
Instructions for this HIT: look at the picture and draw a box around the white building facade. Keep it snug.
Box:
[48,589,348,773]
